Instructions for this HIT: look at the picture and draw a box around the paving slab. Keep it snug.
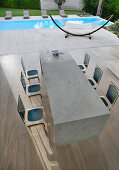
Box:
[107,60,119,79]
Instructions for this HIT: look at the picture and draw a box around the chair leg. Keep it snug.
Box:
[89,35,92,39]
[65,33,69,38]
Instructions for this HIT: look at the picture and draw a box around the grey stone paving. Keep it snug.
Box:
[0,26,119,55]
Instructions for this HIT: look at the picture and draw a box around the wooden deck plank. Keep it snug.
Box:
[0,65,45,170]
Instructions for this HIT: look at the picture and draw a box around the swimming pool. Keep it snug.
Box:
[0,17,112,31]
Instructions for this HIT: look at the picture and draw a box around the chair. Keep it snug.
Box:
[21,58,39,80]
[100,83,119,109]
[5,11,12,20]
[60,10,67,18]
[17,95,47,131]
[78,53,90,73]
[80,11,88,17]
[23,11,29,19]
[20,72,42,97]
[17,95,25,122]
[88,65,103,89]
[41,10,48,18]
[26,84,42,97]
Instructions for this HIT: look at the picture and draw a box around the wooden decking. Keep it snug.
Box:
[0,26,119,170]
[0,65,45,170]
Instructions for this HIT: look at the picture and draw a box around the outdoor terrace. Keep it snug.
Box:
[0,14,119,170]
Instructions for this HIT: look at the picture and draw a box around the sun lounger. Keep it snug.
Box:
[5,11,12,20]
[60,10,67,18]
[80,11,88,17]
[41,10,48,18]
[23,11,29,19]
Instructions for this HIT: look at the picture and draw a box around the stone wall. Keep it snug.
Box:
[40,0,84,10]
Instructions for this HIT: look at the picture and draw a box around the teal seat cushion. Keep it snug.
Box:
[28,84,40,93]
[78,65,84,70]
[100,97,108,106]
[27,70,38,76]
[88,79,94,86]
[28,108,43,121]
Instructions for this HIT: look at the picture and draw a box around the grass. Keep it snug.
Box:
[0,8,82,17]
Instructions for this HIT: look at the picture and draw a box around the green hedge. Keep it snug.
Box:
[84,0,119,21]
[109,20,119,32]
[109,19,119,38]
[0,0,40,9]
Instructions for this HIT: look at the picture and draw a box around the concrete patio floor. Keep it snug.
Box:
[0,26,119,55]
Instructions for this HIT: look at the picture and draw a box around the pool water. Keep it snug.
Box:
[0,19,62,31]
[63,17,112,26]
[0,17,112,31]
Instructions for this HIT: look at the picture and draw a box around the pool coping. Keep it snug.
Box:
[0,14,79,21]
[0,14,104,21]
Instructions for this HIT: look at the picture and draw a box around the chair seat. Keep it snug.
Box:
[5,16,12,20]
[28,84,40,93]
[28,108,43,122]
[88,79,95,86]
[27,70,38,76]
[78,65,85,70]
[100,97,108,107]
[43,15,48,18]
[61,15,67,18]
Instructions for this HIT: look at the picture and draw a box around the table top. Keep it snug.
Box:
[40,49,110,125]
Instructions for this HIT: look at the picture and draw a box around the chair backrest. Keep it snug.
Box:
[93,66,103,84]
[17,95,25,121]
[20,72,26,92]
[106,83,119,105]
[42,10,47,15]
[24,11,29,16]
[60,10,64,15]
[84,53,90,67]
[6,11,12,16]
[21,58,26,75]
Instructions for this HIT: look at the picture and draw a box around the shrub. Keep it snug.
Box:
[84,0,98,16]
[84,0,119,21]
[109,20,119,32]
[0,0,40,9]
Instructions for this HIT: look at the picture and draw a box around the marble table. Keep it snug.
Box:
[40,49,110,146]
